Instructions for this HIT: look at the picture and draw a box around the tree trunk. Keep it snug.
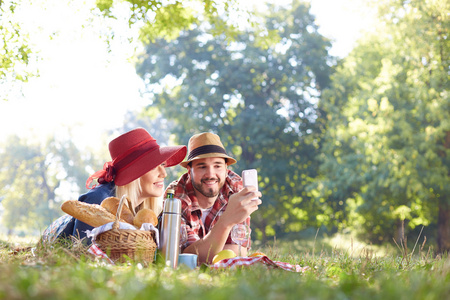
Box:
[437,199,450,254]
[394,219,410,250]
[395,219,403,245]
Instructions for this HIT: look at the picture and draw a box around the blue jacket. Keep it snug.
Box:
[72,182,116,243]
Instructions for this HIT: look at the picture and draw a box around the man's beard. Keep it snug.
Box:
[192,176,223,198]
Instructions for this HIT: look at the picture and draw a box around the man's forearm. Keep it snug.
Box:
[183,219,234,264]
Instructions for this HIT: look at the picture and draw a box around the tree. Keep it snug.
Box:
[0,133,99,235]
[135,0,333,241]
[316,0,449,252]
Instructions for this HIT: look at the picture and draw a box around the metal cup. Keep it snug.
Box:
[178,253,198,269]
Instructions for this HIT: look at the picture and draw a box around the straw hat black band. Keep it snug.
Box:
[179,132,236,168]
[187,145,227,161]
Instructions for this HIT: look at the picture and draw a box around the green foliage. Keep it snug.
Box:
[314,0,450,247]
[95,0,249,43]
[2,0,250,102]
[0,0,37,100]
[135,0,334,241]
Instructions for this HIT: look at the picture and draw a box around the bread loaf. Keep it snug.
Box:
[101,197,134,225]
[133,208,158,228]
[61,200,128,228]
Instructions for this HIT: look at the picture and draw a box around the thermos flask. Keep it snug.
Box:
[159,189,181,268]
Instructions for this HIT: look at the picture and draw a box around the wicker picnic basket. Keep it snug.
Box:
[95,195,157,263]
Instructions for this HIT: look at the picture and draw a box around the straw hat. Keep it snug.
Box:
[86,128,187,188]
[180,132,236,168]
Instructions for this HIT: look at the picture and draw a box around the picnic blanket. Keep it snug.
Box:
[88,245,309,273]
[210,256,310,273]
[88,243,115,264]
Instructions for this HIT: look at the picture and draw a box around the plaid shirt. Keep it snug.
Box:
[167,170,251,251]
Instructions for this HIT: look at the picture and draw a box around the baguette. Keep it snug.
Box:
[61,200,128,228]
[101,197,135,225]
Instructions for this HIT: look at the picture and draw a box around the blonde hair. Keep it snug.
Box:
[115,178,164,216]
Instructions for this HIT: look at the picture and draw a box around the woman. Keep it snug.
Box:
[41,128,187,245]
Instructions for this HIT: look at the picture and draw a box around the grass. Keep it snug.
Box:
[0,233,448,300]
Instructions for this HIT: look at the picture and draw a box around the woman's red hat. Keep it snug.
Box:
[86,128,187,188]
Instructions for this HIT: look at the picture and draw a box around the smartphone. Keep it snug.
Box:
[242,169,258,200]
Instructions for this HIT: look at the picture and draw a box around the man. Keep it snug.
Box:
[166,132,262,264]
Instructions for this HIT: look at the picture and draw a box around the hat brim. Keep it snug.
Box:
[179,153,237,168]
[114,145,187,186]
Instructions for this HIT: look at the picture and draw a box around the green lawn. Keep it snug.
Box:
[0,234,448,300]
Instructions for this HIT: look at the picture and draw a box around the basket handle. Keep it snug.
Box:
[112,194,127,230]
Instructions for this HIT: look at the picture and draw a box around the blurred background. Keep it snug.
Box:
[1,0,448,254]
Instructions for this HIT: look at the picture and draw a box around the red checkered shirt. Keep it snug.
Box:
[166,170,251,251]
